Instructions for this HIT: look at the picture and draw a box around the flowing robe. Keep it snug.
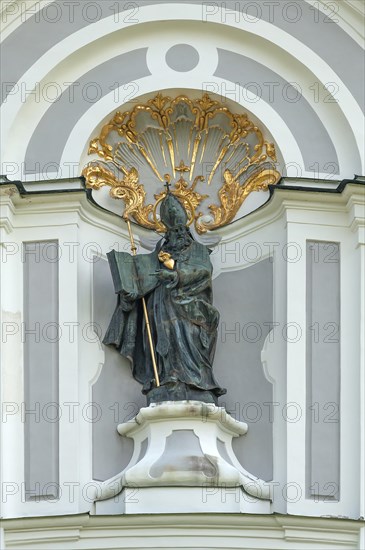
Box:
[103,239,226,403]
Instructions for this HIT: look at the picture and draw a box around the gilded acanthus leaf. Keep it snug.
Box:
[82,163,155,227]
[196,168,280,234]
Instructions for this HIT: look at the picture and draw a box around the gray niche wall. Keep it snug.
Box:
[92,258,145,482]
[213,259,274,481]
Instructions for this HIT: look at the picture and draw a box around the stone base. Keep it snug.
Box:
[146,382,220,405]
[94,486,271,515]
[92,401,272,515]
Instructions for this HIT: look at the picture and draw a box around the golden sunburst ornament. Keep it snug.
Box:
[82,93,281,233]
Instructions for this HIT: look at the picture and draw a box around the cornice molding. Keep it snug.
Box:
[214,180,365,244]
[1,177,364,246]
[0,185,138,245]
[1,512,362,548]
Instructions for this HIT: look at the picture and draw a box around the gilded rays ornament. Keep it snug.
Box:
[82,93,281,233]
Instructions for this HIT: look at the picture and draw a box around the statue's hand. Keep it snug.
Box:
[154,270,178,288]
[119,290,138,312]
[124,290,138,302]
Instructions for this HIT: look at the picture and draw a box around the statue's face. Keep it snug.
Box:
[165,226,190,249]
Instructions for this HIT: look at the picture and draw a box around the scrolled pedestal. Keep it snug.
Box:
[93,401,272,514]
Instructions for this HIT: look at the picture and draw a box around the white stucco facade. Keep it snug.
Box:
[1,1,364,548]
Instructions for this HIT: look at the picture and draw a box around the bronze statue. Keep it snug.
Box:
[103,190,226,405]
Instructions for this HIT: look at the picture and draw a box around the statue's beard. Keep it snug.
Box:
[163,234,191,254]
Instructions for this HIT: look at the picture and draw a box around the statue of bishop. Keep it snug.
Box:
[103,191,226,405]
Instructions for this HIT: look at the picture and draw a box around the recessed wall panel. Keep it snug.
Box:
[23,241,59,500]
[306,241,340,500]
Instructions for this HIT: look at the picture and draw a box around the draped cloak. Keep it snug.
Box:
[103,239,226,400]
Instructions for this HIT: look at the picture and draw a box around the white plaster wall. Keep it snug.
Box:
[0,1,364,544]
[1,181,364,522]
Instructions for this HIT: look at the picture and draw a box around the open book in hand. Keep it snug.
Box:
[107,249,161,298]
